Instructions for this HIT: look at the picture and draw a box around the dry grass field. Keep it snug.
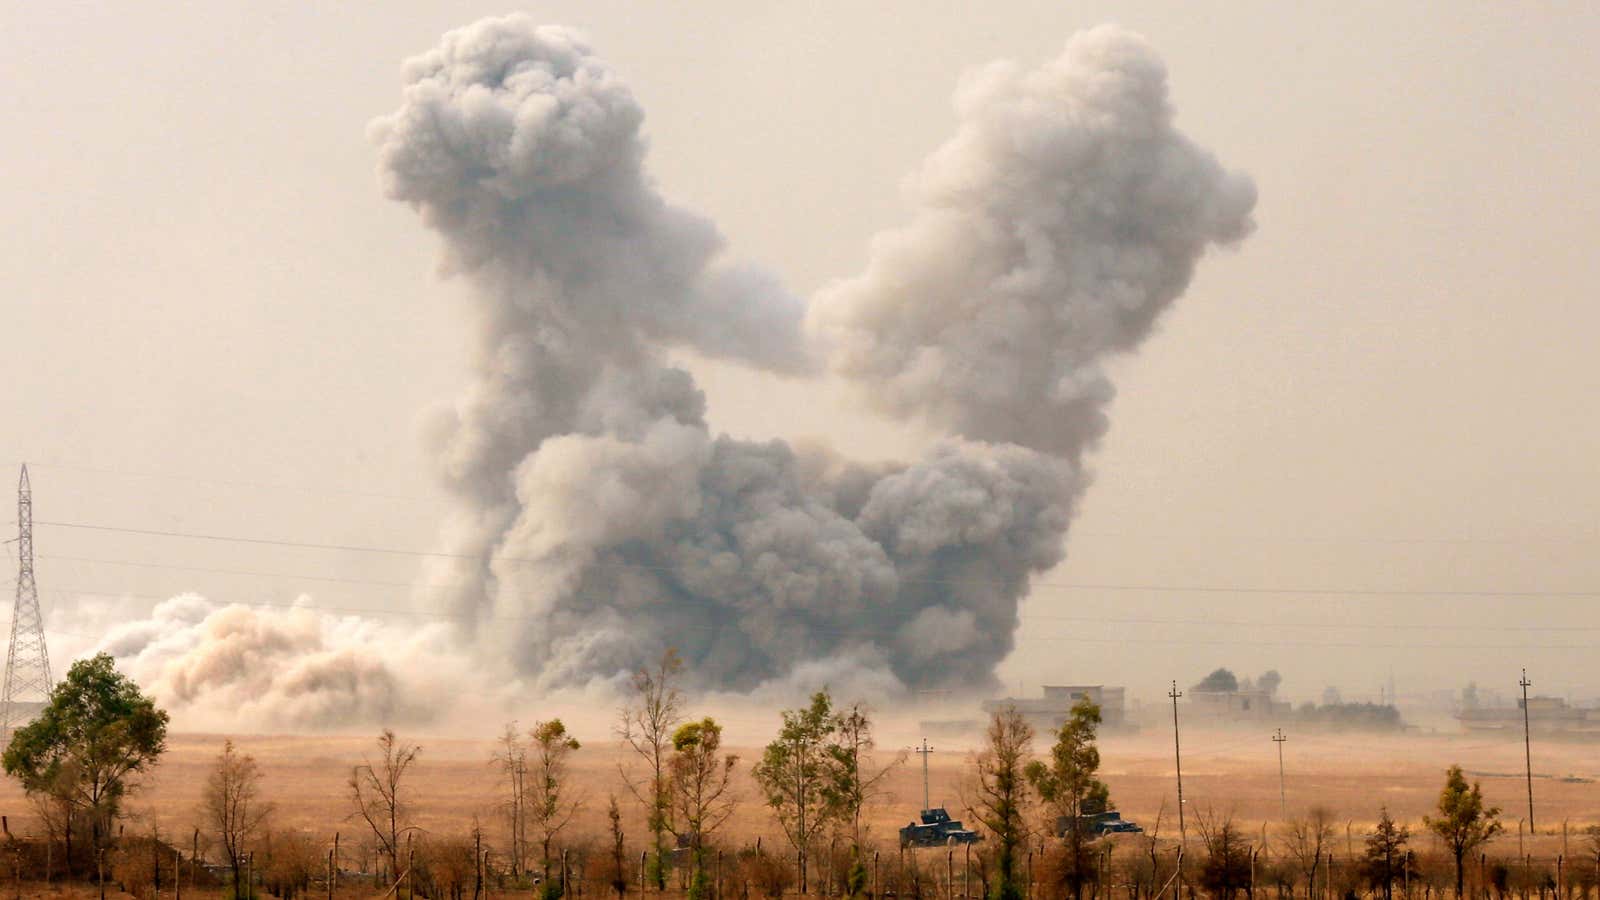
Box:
[1,723,1594,863]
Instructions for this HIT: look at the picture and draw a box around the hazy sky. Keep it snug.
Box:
[3,2,1598,710]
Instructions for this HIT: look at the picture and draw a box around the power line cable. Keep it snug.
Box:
[15,459,435,505]
[33,585,1600,652]
[36,518,1600,599]
[35,551,1600,633]
[13,457,1599,547]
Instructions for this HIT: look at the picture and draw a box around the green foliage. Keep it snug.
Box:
[1259,669,1282,695]
[2,653,168,846]
[1294,702,1403,730]
[844,850,869,899]
[753,691,836,886]
[972,707,1033,900]
[1025,697,1110,821]
[1424,764,1501,897]
[669,717,739,895]
[533,719,581,752]
[822,701,899,850]
[528,717,582,874]
[1192,668,1238,693]
[1362,807,1412,899]
[686,865,712,900]
[1025,697,1109,900]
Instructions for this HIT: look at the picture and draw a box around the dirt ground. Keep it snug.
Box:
[1,725,1593,861]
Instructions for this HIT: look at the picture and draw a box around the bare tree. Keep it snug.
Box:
[1194,806,1251,900]
[1282,806,1335,900]
[492,723,530,874]
[201,738,275,898]
[968,706,1035,900]
[529,718,583,881]
[349,729,421,883]
[1143,801,1168,900]
[618,648,685,889]
[29,774,77,878]
[607,795,630,899]
[669,717,740,900]
[260,828,319,899]
[824,701,904,851]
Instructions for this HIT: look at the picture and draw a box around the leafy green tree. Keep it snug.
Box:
[669,718,739,900]
[970,706,1034,900]
[1026,696,1110,900]
[2,653,169,866]
[754,691,836,893]
[529,719,582,888]
[1362,807,1411,900]
[1193,668,1239,693]
[1424,764,1502,899]
[1259,670,1283,696]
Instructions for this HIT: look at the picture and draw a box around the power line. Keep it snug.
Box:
[35,518,1600,599]
[36,551,1600,634]
[31,585,1600,652]
[15,457,1599,548]
[16,459,436,505]
[28,547,1600,637]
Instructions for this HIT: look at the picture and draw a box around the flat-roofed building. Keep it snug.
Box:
[982,684,1128,733]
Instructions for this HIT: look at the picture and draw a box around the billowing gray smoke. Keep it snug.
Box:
[370,17,1255,696]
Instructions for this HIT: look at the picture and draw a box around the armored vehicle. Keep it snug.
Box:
[899,808,982,848]
[1053,810,1143,837]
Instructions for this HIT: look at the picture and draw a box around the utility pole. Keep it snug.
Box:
[915,738,934,812]
[1273,729,1288,820]
[1520,668,1535,832]
[1169,682,1186,840]
[2,465,52,736]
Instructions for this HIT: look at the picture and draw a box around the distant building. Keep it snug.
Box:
[982,684,1128,732]
[1458,695,1600,738]
[1187,688,1289,722]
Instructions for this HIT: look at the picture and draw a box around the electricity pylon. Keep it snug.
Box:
[3,465,52,736]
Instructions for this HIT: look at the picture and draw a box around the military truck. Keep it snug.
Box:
[899,808,983,848]
[1053,810,1143,838]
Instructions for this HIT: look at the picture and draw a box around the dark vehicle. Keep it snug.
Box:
[900,808,983,848]
[1054,811,1143,837]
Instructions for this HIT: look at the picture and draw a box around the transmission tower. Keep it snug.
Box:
[3,465,52,736]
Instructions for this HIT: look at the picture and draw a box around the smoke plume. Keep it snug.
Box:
[367,16,1254,698]
[809,26,1256,454]
[87,18,1252,726]
[89,595,452,730]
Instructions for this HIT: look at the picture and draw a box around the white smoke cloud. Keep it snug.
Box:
[89,594,454,731]
[809,25,1256,455]
[89,18,1253,725]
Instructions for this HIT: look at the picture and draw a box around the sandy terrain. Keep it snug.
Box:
[1,725,1592,861]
